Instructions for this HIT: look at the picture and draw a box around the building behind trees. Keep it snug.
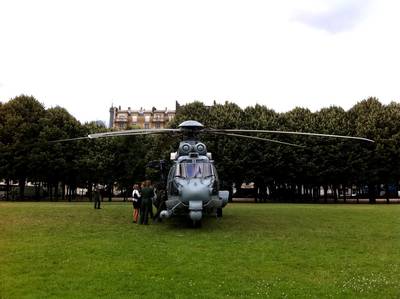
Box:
[109,101,179,129]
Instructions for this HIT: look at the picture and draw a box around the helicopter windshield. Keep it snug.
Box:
[175,162,214,179]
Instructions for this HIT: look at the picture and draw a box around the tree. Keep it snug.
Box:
[348,98,384,203]
[0,95,46,199]
[40,106,84,200]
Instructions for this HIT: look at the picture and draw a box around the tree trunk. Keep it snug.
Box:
[55,182,59,201]
[254,182,259,203]
[228,182,233,203]
[61,182,65,201]
[307,186,312,202]
[385,184,390,204]
[368,184,376,204]
[48,182,53,201]
[234,180,242,201]
[108,184,112,202]
[67,185,71,202]
[356,186,360,204]
[333,185,338,203]
[270,183,277,201]
[88,182,93,202]
[18,178,25,200]
[342,185,347,203]
[297,184,302,202]
[263,184,268,203]
[323,185,328,203]
[35,182,40,201]
[313,186,319,203]
[317,186,321,202]
[5,178,10,201]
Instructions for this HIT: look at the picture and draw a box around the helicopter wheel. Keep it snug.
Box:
[192,219,202,228]
[216,208,223,218]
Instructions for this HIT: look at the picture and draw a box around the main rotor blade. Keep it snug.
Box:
[209,129,374,143]
[209,132,306,148]
[49,128,180,142]
[88,128,180,139]
[49,136,90,143]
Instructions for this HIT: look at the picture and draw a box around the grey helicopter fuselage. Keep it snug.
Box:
[160,129,229,223]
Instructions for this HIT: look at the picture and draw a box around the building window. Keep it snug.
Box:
[132,115,137,122]
[154,114,163,121]
[155,122,161,129]
[144,123,150,129]
[145,115,150,123]
[117,113,127,120]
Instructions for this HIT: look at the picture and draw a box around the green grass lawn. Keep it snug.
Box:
[1,202,399,298]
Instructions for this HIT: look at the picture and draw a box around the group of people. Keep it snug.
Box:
[92,181,166,225]
[131,180,166,225]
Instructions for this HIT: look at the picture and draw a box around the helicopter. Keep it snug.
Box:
[55,120,374,226]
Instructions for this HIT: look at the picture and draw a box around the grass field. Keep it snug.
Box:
[1,202,399,298]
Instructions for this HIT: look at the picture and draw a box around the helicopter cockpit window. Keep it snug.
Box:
[175,162,214,179]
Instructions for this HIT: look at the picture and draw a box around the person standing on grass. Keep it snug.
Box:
[94,184,102,209]
[132,184,141,223]
[153,184,167,222]
[139,180,154,225]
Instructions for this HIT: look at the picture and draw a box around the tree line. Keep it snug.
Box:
[1,94,400,203]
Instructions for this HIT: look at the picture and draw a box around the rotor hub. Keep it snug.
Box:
[178,120,204,131]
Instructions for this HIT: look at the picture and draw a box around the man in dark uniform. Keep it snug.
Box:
[139,180,154,225]
[153,184,167,222]
[94,184,102,209]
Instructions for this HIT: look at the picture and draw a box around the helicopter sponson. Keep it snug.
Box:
[161,139,229,224]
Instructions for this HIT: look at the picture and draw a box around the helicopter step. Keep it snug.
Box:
[160,201,182,219]
[159,200,203,221]
[160,210,172,218]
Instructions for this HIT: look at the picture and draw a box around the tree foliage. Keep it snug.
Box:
[1,95,400,203]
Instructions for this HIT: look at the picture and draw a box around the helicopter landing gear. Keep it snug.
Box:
[189,209,203,228]
[192,219,202,228]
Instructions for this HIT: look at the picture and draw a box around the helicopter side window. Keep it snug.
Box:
[174,164,182,177]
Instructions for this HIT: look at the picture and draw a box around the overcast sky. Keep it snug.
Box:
[0,0,399,124]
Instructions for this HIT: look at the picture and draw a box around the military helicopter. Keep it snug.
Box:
[55,120,374,226]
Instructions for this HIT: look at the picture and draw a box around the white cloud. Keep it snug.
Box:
[293,0,371,33]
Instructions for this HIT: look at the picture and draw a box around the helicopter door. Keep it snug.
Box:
[168,165,179,195]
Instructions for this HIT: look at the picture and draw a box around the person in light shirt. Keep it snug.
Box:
[131,184,141,223]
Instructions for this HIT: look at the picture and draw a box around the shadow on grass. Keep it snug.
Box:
[156,214,228,231]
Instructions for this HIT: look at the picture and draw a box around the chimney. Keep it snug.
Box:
[109,106,116,128]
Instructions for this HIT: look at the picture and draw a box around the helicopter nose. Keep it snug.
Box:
[181,181,209,202]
